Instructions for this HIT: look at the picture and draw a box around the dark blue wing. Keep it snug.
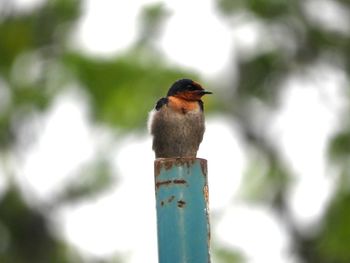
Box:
[198,100,204,111]
[155,97,168,111]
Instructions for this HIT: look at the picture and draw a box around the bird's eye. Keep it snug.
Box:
[186,85,197,91]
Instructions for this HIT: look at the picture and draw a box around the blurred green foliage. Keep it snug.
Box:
[54,158,114,205]
[213,247,245,263]
[0,0,350,262]
[316,192,350,263]
[64,52,194,129]
[329,131,350,162]
[236,52,286,105]
[0,187,81,263]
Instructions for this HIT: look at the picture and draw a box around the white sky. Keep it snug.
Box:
[72,0,234,77]
[5,0,350,262]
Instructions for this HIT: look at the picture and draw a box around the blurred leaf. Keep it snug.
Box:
[328,131,350,161]
[0,116,13,149]
[213,246,246,263]
[297,27,350,63]
[0,16,35,72]
[35,0,81,47]
[0,0,81,73]
[216,0,290,18]
[0,187,81,263]
[138,3,169,45]
[236,53,286,105]
[64,52,198,129]
[56,159,114,205]
[316,191,350,263]
[247,0,290,18]
[0,0,82,152]
[216,0,244,15]
[241,153,290,204]
[12,85,49,109]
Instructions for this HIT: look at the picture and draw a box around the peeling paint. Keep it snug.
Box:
[155,179,188,189]
[177,200,186,208]
[168,195,175,203]
[203,185,209,204]
[155,180,172,189]
[155,158,206,174]
[154,162,161,177]
[173,179,187,185]
[203,185,211,259]
[200,159,207,177]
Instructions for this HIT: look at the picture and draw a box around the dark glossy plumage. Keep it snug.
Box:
[167,79,197,96]
[155,97,168,110]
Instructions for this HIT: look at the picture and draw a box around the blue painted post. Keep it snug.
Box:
[154,158,211,263]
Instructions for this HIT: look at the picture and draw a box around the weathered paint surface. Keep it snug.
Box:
[154,157,211,263]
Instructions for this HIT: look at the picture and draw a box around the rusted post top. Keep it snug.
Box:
[154,157,211,263]
[154,157,207,175]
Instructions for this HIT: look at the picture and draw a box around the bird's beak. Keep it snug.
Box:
[200,90,213,95]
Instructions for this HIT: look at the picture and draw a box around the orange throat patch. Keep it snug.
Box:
[168,96,200,114]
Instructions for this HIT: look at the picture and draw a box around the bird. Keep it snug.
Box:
[148,79,212,158]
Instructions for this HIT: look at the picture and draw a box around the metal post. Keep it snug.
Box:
[154,158,211,263]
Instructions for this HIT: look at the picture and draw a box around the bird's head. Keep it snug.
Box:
[167,79,212,101]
